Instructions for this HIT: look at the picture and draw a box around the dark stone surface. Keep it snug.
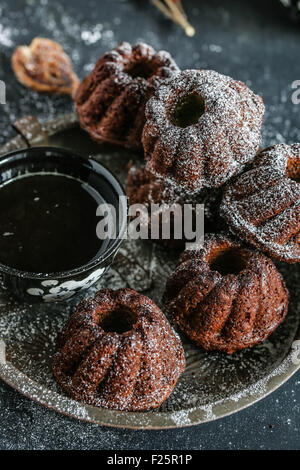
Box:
[0,0,299,450]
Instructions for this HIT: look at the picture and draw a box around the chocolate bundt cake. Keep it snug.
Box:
[52,288,185,411]
[164,234,288,354]
[221,144,300,263]
[74,42,179,152]
[126,165,225,246]
[126,164,188,248]
[143,69,265,191]
[127,164,183,207]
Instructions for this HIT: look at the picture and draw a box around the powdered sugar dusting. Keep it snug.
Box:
[143,69,265,192]
[0,24,13,47]
[221,143,300,262]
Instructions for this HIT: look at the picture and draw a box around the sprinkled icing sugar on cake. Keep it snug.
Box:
[0,24,13,47]
[52,288,185,411]
[74,42,180,152]
[221,143,300,263]
[164,234,289,354]
[142,69,265,192]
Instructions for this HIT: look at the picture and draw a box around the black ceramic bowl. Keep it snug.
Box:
[0,146,127,303]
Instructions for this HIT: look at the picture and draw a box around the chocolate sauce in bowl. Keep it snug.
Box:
[0,173,107,273]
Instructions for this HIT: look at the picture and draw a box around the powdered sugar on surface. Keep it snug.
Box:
[221,143,300,262]
[0,228,298,427]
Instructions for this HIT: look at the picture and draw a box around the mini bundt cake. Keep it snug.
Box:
[74,42,179,152]
[126,164,188,248]
[126,164,225,247]
[220,144,300,263]
[143,69,265,191]
[52,288,185,411]
[164,234,288,354]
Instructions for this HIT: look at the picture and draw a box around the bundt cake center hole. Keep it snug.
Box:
[99,309,137,334]
[126,60,157,79]
[210,249,246,276]
[170,93,205,128]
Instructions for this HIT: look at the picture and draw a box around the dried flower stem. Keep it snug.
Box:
[152,0,195,37]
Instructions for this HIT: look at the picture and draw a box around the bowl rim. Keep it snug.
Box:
[0,146,128,280]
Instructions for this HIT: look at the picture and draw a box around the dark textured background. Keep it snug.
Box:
[0,0,299,450]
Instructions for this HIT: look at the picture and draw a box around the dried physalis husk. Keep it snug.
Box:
[11,37,79,96]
